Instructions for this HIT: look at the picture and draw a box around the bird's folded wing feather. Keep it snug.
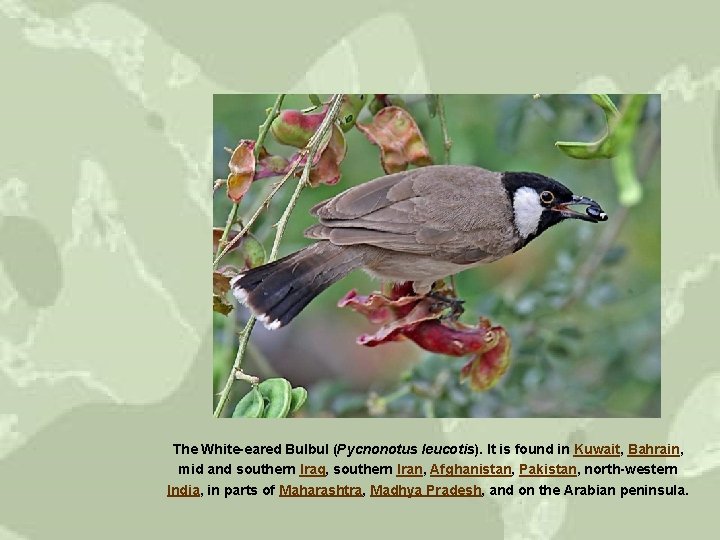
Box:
[305,166,516,263]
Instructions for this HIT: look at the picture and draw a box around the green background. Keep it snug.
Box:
[1,0,717,537]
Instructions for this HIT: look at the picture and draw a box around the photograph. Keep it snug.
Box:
[212,94,660,419]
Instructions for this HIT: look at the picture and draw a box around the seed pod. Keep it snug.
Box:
[356,106,433,174]
[337,94,368,132]
[289,387,308,414]
[258,378,293,418]
[226,139,256,202]
[270,109,325,148]
[232,388,265,418]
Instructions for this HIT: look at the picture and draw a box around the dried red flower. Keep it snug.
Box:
[338,283,511,391]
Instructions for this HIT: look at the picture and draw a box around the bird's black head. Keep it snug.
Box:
[501,171,608,246]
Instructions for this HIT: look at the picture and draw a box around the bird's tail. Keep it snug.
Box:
[230,241,365,329]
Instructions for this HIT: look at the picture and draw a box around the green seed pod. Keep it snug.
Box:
[240,234,266,269]
[590,94,620,117]
[270,110,325,148]
[232,387,265,418]
[289,387,308,414]
[612,148,643,206]
[337,94,368,132]
[258,378,293,418]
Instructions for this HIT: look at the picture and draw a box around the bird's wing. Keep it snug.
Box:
[306,165,517,263]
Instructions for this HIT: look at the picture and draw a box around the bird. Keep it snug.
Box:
[231,164,608,330]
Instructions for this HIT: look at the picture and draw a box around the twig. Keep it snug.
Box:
[213,94,285,269]
[436,95,452,164]
[436,95,457,293]
[213,94,345,418]
[213,159,302,265]
[269,100,339,255]
[268,94,345,264]
[214,316,256,417]
[235,367,260,385]
[254,94,286,161]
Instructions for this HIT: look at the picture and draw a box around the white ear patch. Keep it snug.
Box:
[513,187,543,239]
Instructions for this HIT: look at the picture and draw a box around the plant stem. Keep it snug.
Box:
[269,94,345,262]
[215,205,240,267]
[437,95,452,165]
[214,316,256,417]
[214,161,300,265]
[214,160,302,265]
[213,94,345,418]
[436,95,457,293]
[254,94,286,160]
[213,94,285,269]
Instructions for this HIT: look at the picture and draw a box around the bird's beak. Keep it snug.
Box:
[552,195,608,223]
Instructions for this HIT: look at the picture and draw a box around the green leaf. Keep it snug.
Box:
[308,94,322,106]
[213,228,266,271]
[232,388,265,418]
[289,387,308,414]
[240,234,266,269]
[258,378,293,418]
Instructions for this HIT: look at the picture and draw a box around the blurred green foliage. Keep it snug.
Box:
[213,94,660,418]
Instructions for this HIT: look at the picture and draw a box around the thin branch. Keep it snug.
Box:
[269,94,345,264]
[213,94,345,418]
[234,367,259,385]
[436,95,452,165]
[254,94,286,161]
[214,316,256,417]
[436,95,456,293]
[213,159,302,265]
[213,94,285,269]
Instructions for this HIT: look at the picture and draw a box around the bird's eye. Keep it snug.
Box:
[540,191,554,204]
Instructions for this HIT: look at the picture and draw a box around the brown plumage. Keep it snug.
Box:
[231,165,607,329]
